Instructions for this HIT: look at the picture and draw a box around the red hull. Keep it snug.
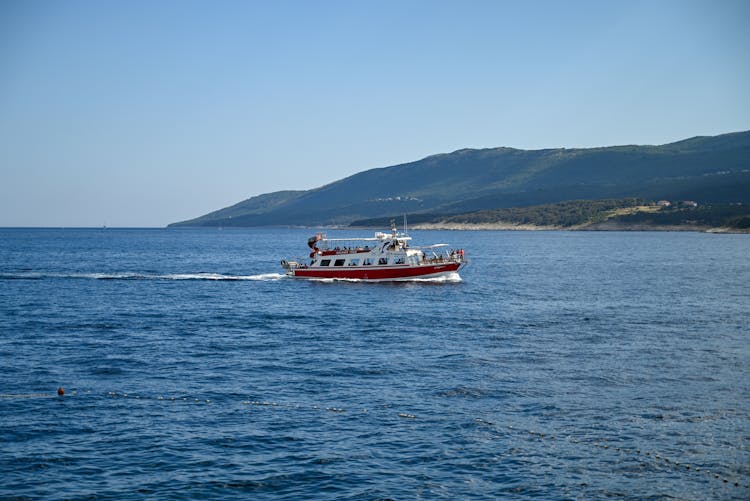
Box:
[292,262,462,280]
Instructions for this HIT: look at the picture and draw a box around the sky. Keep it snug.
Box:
[1,0,748,227]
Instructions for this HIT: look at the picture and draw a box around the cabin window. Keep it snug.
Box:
[334,259,345,267]
[394,256,405,264]
[349,258,360,266]
[378,257,388,265]
[362,258,373,266]
[320,259,331,267]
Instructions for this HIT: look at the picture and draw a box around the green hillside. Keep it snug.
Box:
[175,190,305,227]
[352,199,750,230]
[169,131,750,227]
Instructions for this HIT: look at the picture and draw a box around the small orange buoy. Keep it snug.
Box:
[57,387,64,396]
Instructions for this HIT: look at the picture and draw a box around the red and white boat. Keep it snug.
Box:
[281,223,467,281]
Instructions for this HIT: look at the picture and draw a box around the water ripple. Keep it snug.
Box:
[1,228,749,499]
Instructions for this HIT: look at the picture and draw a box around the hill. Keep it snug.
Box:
[352,199,750,232]
[169,131,750,227]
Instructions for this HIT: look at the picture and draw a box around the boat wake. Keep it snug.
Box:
[1,270,461,283]
[410,272,462,283]
[308,272,462,284]
[0,272,287,281]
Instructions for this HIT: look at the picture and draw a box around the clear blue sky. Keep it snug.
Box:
[1,0,748,227]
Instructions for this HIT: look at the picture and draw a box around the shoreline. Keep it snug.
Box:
[27,224,743,233]
[410,222,750,234]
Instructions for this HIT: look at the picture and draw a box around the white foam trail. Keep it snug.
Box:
[408,272,463,283]
[307,272,462,284]
[233,273,287,281]
[87,273,141,280]
[164,273,286,281]
[0,272,287,281]
[143,273,286,281]
[2,271,459,283]
[166,273,236,280]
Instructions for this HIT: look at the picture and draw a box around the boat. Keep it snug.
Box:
[281,221,467,281]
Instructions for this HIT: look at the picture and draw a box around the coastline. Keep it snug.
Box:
[410,222,750,234]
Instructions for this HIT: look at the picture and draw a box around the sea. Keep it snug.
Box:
[1,228,748,499]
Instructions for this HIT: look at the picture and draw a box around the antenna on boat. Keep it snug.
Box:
[403,213,408,236]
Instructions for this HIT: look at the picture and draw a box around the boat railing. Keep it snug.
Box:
[280,259,309,271]
[320,246,372,256]
[420,249,466,265]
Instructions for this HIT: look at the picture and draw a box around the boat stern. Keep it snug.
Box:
[280,259,304,276]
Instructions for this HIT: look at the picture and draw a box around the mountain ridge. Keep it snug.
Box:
[169,130,750,227]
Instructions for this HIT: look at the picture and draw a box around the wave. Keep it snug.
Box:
[0,271,460,283]
[0,272,287,281]
[409,272,462,283]
[307,272,462,284]
[159,273,286,281]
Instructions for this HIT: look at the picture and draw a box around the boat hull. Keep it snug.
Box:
[289,262,463,281]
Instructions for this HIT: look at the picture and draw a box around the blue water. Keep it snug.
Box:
[1,228,748,499]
